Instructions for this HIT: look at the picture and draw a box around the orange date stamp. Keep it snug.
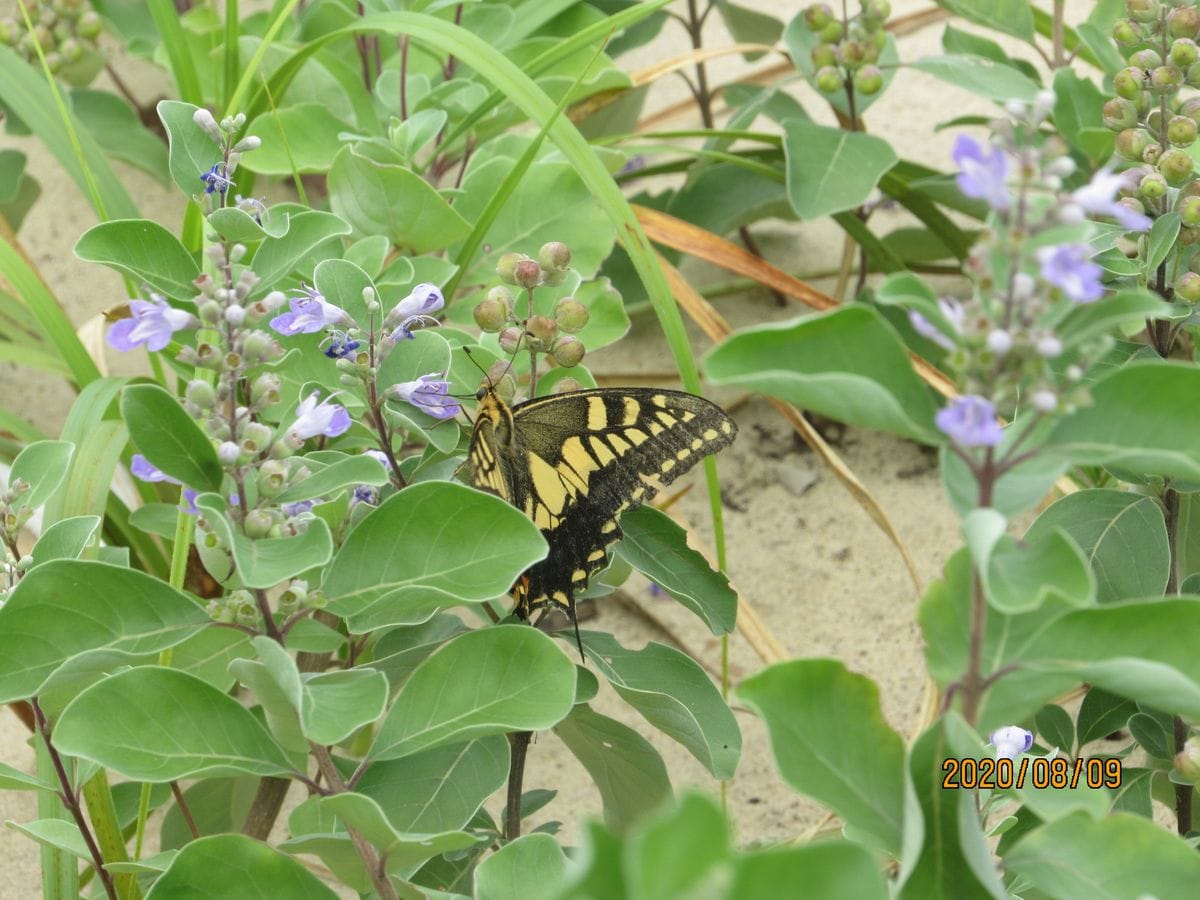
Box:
[942,756,1122,790]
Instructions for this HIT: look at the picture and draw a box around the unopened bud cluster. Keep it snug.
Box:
[1109,0,1200,290]
[476,241,590,370]
[801,1,889,97]
[0,0,102,73]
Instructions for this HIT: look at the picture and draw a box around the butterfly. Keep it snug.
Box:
[466,379,737,655]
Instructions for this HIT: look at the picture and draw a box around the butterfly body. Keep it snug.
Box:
[467,385,737,623]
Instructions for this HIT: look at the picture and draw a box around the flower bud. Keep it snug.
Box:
[553,297,589,333]
[986,329,1013,356]
[1103,98,1138,131]
[1113,67,1145,100]
[551,335,585,367]
[474,298,509,332]
[77,10,102,38]
[1129,48,1164,69]
[1031,390,1058,413]
[1176,736,1200,782]
[811,43,837,68]
[1176,271,1200,302]
[803,3,834,31]
[1127,0,1161,25]
[217,441,241,466]
[224,304,246,326]
[1159,146,1194,185]
[1169,6,1200,39]
[1140,169,1169,199]
[1143,141,1164,164]
[1113,17,1141,45]
[257,459,289,496]
[513,259,543,290]
[817,19,843,43]
[1170,38,1200,68]
[838,40,866,69]
[496,252,528,285]
[854,65,883,95]
[244,509,275,539]
[240,421,274,455]
[498,326,523,354]
[1036,335,1063,359]
[1151,65,1184,94]
[1180,225,1200,245]
[241,330,279,364]
[250,373,281,406]
[1115,127,1151,160]
[185,379,216,409]
[234,135,261,153]
[815,65,843,93]
[525,315,558,350]
[538,241,571,272]
[1182,195,1200,226]
[552,377,585,394]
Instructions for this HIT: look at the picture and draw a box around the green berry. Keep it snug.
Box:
[1113,17,1141,44]
[1169,6,1200,39]
[1144,141,1164,164]
[1128,48,1163,69]
[1159,146,1194,184]
[1168,114,1197,145]
[1170,38,1199,67]
[1115,127,1152,160]
[1188,61,1200,87]
[1103,98,1139,131]
[1140,169,1168,199]
[77,10,101,40]
[525,315,557,351]
[473,298,508,333]
[1175,271,1200,302]
[513,259,542,290]
[498,326,522,354]
[854,65,883,95]
[817,19,843,43]
[1151,65,1184,93]
[1127,0,1162,24]
[496,252,527,285]
[811,43,837,68]
[538,241,570,272]
[838,40,865,69]
[1181,195,1200,225]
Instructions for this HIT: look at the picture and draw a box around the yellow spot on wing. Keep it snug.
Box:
[682,410,696,422]
[721,420,733,434]
[608,433,631,455]
[651,394,667,407]
[589,435,616,465]
[661,459,676,473]
[622,397,641,426]
[676,447,691,460]
[587,548,606,562]
[530,453,568,514]
[559,436,596,494]
[691,437,703,450]
[587,395,607,430]
[572,569,588,582]
[625,428,649,446]
[649,421,664,436]
[657,412,677,428]
[601,519,617,534]
[703,428,719,441]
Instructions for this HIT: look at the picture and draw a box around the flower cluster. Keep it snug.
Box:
[926,95,1152,449]
[0,0,103,73]
[800,1,888,97]
[473,241,590,389]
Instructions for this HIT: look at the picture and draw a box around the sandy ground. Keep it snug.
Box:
[0,0,1095,893]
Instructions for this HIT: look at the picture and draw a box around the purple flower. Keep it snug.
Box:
[1036,243,1103,303]
[389,374,461,420]
[281,500,314,517]
[200,163,234,196]
[936,395,1003,447]
[106,295,195,353]
[388,283,445,341]
[131,454,179,484]
[322,330,361,360]
[1070,168,1151,232]
[181,488,199,515]
[352,485,380,505]
[952,134,1010,211]
[908,297,963,351]
[269,285,348,336]
[289,392,352,440]
[989,726,1034,761]
[364,449,391,469]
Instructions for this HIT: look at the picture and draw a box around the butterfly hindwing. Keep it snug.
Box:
[467,387,737,618]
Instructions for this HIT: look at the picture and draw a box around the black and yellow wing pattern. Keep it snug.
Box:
[467,385,737,636]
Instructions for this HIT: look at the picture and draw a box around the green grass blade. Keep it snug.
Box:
[148,0,203,105]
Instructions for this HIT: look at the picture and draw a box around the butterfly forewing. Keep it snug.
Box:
[467,387,737,617]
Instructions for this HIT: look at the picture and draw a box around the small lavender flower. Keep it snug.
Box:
[322,330,361,360]
[935,395,1003,447]
[200,163,234,196]
[389,374,461,420]
[281,500,314,517]
[952,134,1010,210]
[908,297,963,351]
[989,726,1034,761]
[289,392,352,440]
[130,454,179,484]
[269,285,348,336]
[352,485,380,505]
[364,449,391,469]
[106,295,196,353]
[388,283,445,341]
[1036,244,1103,303]
[1070,168,1152,232]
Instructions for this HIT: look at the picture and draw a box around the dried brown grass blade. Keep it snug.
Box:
[658,252,925,596]
[631,44,786,87]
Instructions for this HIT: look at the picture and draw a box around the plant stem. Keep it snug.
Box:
[959,448,995,725]
[505,731,532,840]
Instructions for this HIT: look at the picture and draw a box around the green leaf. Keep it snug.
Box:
[300,669,389,745]
[194,493,334,589]
[7,818,90,859]
[1077,686,1136,748]
[1005,812,1200,898]
[248,210,353,297]
[1026,490,1169,604]
[706,306,940,444]
[1035,704,1076,754]
[583,632,741,780]
[145,834,338,899]
[1128,711,1172,759]
[553,703,671,830]
[1052,68,1111,163]
[274,453,389,504]
[9,440,73,509]
[731,842,889,899]
[328,145,470,253]
[897,717,1008,899]
[376,330,460,453]
[983,528,1094,614]
[54,667,294,781]
[74,219,201,302]
[355,737,510,833]
[911,55,1039,102]
[1057,289,1169,349]
[940,437,1067,518]
[158,100,223,200]
[942,25,1040,81]
[0,560,210,702]
[1045,361,1200,481]
[615,505,736,635]
[0,762,53,792]
[28,516,100,566]
[122,383,222,491]
[369,626,575,760]
[474,833,568,900]
[626,793,729,899]
[781,119,898,219]
[242,104,353,175]
[739,658,905,854]
[322,482,546,631]
[938,0,1034,41]
[368,614,471,689]
[71,88,170,184]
